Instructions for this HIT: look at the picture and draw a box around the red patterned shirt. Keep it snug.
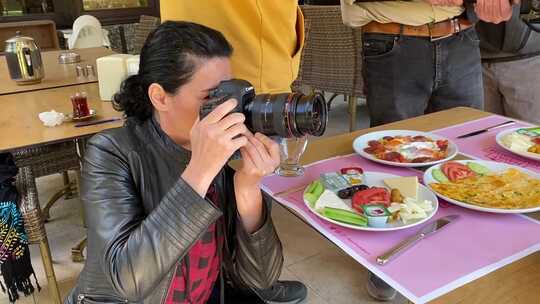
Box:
[165,185,222,304]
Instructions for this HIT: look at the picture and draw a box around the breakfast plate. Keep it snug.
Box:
[353,130,458,168]
[496,127,540,162]
[424,160,540,214]
[304,171,439,231]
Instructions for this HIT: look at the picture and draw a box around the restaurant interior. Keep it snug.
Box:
[1,1,540,304]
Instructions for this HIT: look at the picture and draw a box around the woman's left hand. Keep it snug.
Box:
[234,132,281,233]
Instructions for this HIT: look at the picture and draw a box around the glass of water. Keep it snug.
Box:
[276,136,308,177]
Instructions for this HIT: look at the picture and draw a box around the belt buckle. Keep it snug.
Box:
[428,19,460,42]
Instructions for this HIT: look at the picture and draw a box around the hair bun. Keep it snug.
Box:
[112,74,152,121]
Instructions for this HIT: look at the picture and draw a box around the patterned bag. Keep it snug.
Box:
[0,153,40,303]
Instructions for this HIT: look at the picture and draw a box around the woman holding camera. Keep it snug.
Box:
[65,21,285,304]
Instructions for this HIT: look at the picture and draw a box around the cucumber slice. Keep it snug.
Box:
[467,162,491,175]
[323,207,367,226]
[432,168,449,183]
[312,181,324,197]
[306,181,318,194]
[304,193,318,207]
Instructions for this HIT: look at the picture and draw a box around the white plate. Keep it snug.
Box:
[424,160,540,214]
[495,127,540,162]
[353,130,458,168]
[304,172,439,231]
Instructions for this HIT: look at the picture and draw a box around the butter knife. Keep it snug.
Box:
[273,183,310,198]
[376,215,459,265]
[456,120,515,139]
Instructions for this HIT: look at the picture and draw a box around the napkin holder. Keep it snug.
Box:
[96,54,136,101]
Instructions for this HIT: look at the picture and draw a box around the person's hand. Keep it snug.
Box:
[475,0,514,24]
[235,132,281,186]
[234,132,281,233]
[182,99,248,197]
[424,0,463,6]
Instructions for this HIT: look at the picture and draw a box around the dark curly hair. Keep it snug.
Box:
[112,21,233,121]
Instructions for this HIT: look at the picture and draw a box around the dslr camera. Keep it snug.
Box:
[200,79,328,138]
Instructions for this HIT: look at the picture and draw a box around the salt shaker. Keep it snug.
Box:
[76,65,83,77]
[86,65,95,77]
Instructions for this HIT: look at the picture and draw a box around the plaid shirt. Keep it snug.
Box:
[165,185,222,304]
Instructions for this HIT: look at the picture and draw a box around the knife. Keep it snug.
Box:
[273,183,311,197]
[376,215,459,265]
[456,120,515,139]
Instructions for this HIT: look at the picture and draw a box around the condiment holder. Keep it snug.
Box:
[58,52,81,64]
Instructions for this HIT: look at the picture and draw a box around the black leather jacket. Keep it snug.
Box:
[65,117,283,304]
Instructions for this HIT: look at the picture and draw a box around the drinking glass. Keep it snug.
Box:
[276,136,308,177]
[71,92,90,118]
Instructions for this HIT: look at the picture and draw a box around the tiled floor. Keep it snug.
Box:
[2,99,408,304]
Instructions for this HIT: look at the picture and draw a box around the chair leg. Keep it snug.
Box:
[62,171,76,199]
[71,237,87,263]
[42,171,78,221]
[348,95,358,132]
[17,167,61,304]
[40,237,62,304]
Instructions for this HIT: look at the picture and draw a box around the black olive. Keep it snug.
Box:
[353,184,369,192]
[337,188,351,199]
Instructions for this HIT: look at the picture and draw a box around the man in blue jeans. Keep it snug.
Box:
[341,0,512,300]
[341,0,513,127]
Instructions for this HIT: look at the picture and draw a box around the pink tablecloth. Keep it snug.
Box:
[261,118,540,303]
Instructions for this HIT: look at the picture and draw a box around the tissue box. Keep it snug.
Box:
[126,55,140,76]
[96,54,136,101]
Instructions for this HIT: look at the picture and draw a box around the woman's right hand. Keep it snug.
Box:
[181,99,248,197]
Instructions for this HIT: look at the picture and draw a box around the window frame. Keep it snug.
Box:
[73,0,160,25]
[0,0,160,28]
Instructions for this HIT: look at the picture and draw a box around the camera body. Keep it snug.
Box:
[206,79,255,113]
[200,79,327,138]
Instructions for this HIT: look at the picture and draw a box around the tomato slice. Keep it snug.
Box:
[441,161,475,182]
[532,137,540,145]
[352,187,390,213]
[436,140,449,150]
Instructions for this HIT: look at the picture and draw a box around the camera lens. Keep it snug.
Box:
[244,92,327,138]
[293,92,327,137]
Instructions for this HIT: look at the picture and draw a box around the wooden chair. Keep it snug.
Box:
[0,20,60,51]
[293,5,364,131]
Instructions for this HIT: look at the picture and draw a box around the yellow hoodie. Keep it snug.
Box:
[160,1,304,94]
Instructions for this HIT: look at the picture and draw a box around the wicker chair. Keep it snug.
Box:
[13,140,84,303]
[294,5,364,131]
[132,15,161,54]
[16,166,62,303]
[13,141,80,221]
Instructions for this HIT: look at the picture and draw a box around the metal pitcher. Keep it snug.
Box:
[4,31,45,85]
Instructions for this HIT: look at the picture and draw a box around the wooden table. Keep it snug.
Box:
[0,83,123,152]
[0,47,114,95]
[0,83,122,304]
[300,107,540,303]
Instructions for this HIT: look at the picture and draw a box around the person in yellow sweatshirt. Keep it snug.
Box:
[160,0,304,94]
[161,3,308,304]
